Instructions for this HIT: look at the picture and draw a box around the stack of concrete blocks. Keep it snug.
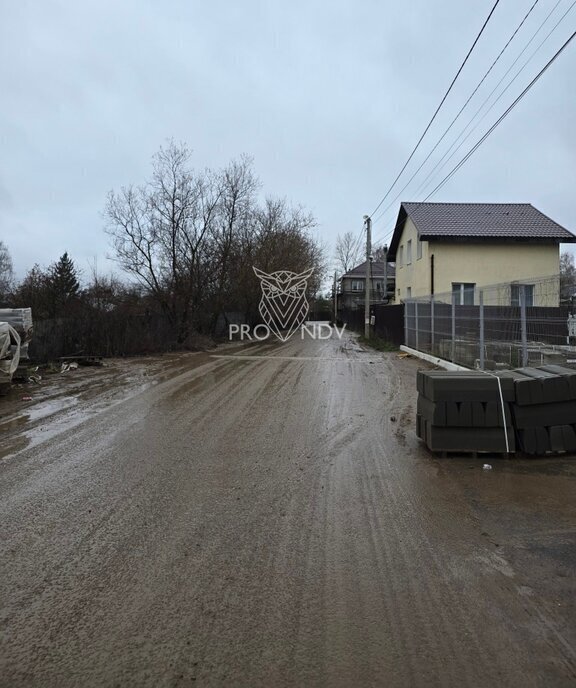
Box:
[499,366,576,455]
[417,366,576,456]
[416,371,515,454]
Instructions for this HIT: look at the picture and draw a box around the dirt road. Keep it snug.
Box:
[1,332,575,687]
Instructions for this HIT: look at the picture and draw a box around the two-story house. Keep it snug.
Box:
[338,260,395,310]
[388,202,576,305]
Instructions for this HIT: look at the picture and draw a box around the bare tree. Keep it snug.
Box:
[208,156,260,329]
[254,198,323,295]
[0,240,14,303]
[11,264,49,317]
[105,141,324,339]
[105,141,220,342]
[372,245,388,263]
[334,231,362,275]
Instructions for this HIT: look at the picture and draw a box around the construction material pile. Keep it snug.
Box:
[0,308,33,360]
[501,365,576,455]
[417,365,576,456]
[0,322,21,393]
[417,371,515,454]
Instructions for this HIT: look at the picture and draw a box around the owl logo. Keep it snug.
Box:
[253,267,314,342]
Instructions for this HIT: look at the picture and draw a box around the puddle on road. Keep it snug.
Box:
[0,352,228,462]
[0,435,30,459]
[0,414,29,434]
[26,396,79,422]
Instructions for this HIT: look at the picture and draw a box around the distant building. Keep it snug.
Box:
[338,259,395,311]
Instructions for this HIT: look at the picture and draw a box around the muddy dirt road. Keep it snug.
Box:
[1,332,575,687]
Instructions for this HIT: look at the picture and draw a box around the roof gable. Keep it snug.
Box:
[342,260,395,278]
[387,202,575,259]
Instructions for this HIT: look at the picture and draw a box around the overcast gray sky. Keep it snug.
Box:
[1,0,575,280]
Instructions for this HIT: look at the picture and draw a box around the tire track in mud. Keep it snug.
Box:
[281,355,471,686]
[2,334,575,686]
[1,352,305,685]
[187,342,575,687]
[361,357,575,686]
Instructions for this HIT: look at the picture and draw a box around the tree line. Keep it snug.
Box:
[0,142,325,357]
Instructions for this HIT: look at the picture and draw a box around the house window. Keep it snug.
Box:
[407,287,412,298]
[374,281,383,292]
[511,284,534,307]
[406,240,412,264]
[351,279,364,292]
[398,245,403,266]
[452,282,475,305]
[417,237,422,260]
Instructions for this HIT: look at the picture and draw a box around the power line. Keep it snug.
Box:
[370,0,541,228]
[371,0,566,241]
[371,0,574,248]
[423,29,576,199]
[351,224,366,261]
[369,0,502,219]
[409,0,570,202]
[375,28,576,249]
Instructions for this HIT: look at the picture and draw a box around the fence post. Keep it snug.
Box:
[520,284,528,367]
[451,292,456,362]
[479,289,485,370]
[415,300,419,351]
[404,301,409,346]
[430,295,435,355]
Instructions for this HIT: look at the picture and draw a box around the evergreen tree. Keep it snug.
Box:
[48,252,81,315]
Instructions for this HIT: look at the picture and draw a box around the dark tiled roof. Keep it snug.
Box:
[343,260,395,278]
[388,202,576,258]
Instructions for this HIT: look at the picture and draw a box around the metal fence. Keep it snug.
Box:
[339,304,405,345]
[404,274,576,370]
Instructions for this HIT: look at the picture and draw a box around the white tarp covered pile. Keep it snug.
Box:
[0,308,33,360]
[0,322,21,384]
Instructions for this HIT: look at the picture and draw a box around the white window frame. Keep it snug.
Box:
[511,284,534,307]
[406,240,412,265]
[452,282,476,305]
[351,279,364,292]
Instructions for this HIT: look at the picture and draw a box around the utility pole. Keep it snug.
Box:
[383,244,388,303]
[363,215,372,338]
[333,271,338,324]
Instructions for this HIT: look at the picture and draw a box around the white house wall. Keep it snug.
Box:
[395,217,560,305]
[394,217,431,299]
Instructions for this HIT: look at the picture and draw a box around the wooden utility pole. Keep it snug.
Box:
[383,244,388,303]
[363,215,372,338]
[333,271,338,323]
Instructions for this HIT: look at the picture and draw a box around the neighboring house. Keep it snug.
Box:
[339,260,395,310]
[388,202,576,305]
